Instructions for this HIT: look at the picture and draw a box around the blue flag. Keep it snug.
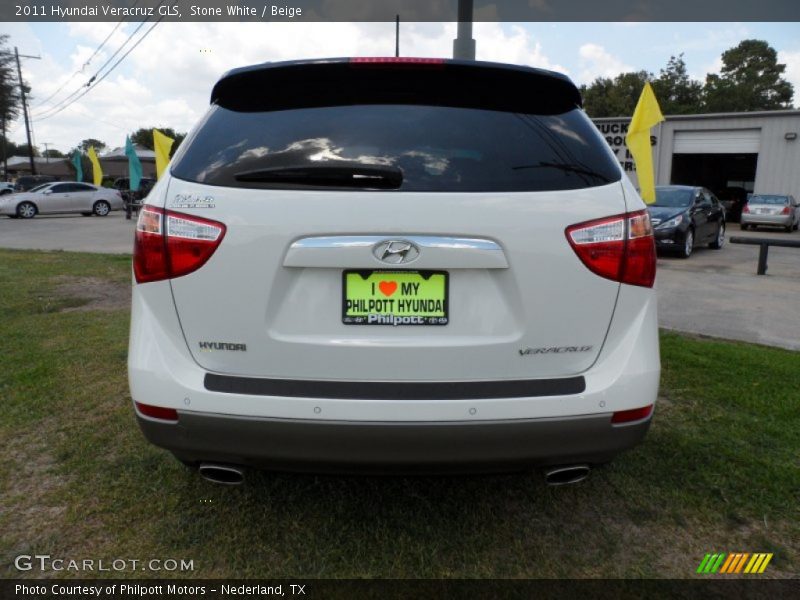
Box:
[125,136,143,191]
[71,150,83,182]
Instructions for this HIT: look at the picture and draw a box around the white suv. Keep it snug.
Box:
[129,58,659,484]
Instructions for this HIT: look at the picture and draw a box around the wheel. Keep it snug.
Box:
[93,200,110,216]
[0,189,11,195]
[679,228,694,259]
[709,222,725,249]
[16,201,36,219]
[786,224,793,233]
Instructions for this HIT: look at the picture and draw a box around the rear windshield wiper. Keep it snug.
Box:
[512,161,613,183]
[234,163,403,189]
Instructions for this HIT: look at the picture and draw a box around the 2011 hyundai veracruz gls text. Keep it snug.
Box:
[128,58,659,485]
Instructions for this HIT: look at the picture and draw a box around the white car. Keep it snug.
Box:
[0,181,123,218]
[129,58,660,485]
[0,182,14,195]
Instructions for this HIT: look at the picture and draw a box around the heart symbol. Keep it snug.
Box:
[379,281,397,297]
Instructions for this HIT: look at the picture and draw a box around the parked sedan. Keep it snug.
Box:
[0,182,123,218]
[740,194,799,232]
[648,185,726,258]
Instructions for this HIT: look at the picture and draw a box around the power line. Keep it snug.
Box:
[34,18,163,123]
[31,19,126,110]
[33,0,166,121]
[32,16,154,120]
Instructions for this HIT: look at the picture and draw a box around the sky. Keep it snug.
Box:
[1,21,799,152]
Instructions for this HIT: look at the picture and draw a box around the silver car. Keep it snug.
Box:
[741,194,799,232]
[0,181,123,218]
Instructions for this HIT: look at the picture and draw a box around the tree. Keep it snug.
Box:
[703,39,794,112]
[43,148,65,159]
[581,71,651,117]
[130,126,187,155]
[651,54,703,115]
[67,140,106,181]
[77,138,106,153]
[0,34,23,168]
[8,142,39,157]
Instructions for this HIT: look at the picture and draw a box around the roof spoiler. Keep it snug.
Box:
[211,57,582,115]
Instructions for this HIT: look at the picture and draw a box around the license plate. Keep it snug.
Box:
[342,270,448,326]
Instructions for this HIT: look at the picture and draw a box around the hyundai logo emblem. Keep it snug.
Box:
[373,240,420,264]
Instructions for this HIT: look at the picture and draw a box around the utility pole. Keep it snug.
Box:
[395,15,400,57]
[13,47,39,175]
[1,115,6,179]
[453,0,476,60]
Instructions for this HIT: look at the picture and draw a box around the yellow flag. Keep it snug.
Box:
[625,82,664,204]
[153,129,175,179]
[87,146,103,186]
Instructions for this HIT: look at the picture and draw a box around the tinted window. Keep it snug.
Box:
[171,105,620,192]
[50,184,71,193]
[72,183,96,191]
[653,188,693,207]
[750,195,789,205]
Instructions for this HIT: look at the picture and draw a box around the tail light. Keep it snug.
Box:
[743,205,750,213]
[611,404,654,424]
[565,210,656,288]
[134,205,226,283]
[135,402,178,422]
[781,205,791,215]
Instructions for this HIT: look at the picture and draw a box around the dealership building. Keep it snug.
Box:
[593,109,800,200]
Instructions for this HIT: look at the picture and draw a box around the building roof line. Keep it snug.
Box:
[592,109,800,122]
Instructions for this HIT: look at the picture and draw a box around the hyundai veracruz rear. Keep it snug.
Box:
[128,58,659,483]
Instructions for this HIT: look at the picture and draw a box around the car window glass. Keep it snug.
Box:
[172,104,621,192]
[50,184,70,193]
[750,195,789,205]
[653,188,693,207]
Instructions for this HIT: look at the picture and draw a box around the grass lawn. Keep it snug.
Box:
[1,248,798,579]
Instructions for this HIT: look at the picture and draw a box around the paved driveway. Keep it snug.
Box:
[1,214,798,349]
[0,211,135,253]
[656,226,800,350]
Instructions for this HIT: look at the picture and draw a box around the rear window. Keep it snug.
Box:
[749,195,789,205]
[171,104,620,192]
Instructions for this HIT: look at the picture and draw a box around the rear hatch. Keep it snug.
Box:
[161,58,626,381]
[747,196,790,215]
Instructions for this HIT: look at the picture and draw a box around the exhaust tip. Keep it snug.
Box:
[544,464,590,486]
[198,463,244,485]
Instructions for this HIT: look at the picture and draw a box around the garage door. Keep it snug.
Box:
[673,129,761,154]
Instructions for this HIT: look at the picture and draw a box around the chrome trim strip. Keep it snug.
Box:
[290,235,502,251]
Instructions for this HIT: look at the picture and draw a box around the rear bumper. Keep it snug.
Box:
[129,277,660,473]
[136,411,652,472]
[740,214,792,227]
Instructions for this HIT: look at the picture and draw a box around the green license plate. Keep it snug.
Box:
[342,270,449,326]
